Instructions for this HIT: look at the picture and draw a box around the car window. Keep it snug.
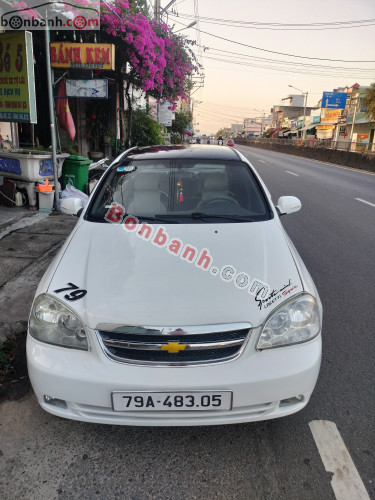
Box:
[86,159,272,223]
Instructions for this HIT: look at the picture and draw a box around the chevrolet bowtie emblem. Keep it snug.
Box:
[160,342,187,354]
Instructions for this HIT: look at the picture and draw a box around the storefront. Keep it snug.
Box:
[50,41,117,159]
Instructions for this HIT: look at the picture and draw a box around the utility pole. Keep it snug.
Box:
[154,0,160,22]
[348,96,359,151]
[302,92,308,139]
[44,12,59,207]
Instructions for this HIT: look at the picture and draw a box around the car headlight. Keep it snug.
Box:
[257,294,320,349]
[29,294,88,350]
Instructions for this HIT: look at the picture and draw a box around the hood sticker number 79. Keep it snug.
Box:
[53,282,87,301]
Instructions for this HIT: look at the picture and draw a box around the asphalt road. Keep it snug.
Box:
[1,145,374,500]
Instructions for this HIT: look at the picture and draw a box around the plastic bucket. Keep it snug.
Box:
[38,191,54,212]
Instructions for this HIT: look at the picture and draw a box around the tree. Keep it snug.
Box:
[131,108,165,146]
[362,83,375,121]
[101,0,201,146]
[171,112,191,143]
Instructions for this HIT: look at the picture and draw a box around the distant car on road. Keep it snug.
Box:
[27,144,322,427]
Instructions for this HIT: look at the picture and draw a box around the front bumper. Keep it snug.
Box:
[27,327,322,426]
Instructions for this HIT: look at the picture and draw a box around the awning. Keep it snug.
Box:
[282,128,299,136]
[298,123,318,132]
[316,122,336,127]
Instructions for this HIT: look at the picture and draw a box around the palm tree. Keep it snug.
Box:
[362,83,375,121]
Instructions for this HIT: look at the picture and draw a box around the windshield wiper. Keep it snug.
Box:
[153,213,255,222]
[189,212,255,222]
[134,215,180,224]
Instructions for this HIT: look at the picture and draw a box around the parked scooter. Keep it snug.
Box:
[88,157,109,193]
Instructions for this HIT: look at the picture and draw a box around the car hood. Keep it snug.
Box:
[47,220,303,329]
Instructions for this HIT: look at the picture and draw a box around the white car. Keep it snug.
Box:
[27,145,322,426]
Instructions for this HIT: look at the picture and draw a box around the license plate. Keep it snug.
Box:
[111,391,232,412]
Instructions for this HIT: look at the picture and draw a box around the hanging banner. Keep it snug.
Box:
[0,32,37,123]
[50,42,115,70]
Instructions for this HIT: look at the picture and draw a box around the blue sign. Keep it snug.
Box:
[0,157,21,175]
[322,92,347,110]
[39,160,54,176]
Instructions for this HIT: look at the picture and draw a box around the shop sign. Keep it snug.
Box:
[158,100,173,126]
[339,126,346,136]
[315,124,333,130]
[66,79,108,98]
[312,115,321,123]
[355,133,369,152]
[0,32,37,123]
[50,43,115,70]
[321,108,341,123]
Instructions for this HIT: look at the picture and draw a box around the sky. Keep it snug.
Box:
[160,0,375,135]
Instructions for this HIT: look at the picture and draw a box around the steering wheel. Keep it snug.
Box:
[197,196,240,211]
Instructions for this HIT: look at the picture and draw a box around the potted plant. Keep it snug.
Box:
[86,113,105,160]
[103,129,116,147]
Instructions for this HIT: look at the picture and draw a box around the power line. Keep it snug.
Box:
[202,54,375,78]
[170,13,375,31]
[202,46,375,72]
[170,19,375,63]
[198,101,263,112]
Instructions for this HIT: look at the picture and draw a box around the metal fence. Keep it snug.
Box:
[239,137,375,154]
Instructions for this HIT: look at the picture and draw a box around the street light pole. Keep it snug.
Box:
[289,85,308,140]
[173,21,197,32]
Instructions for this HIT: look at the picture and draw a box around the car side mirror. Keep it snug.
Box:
[60,197,84,217]
[276,196,301,216]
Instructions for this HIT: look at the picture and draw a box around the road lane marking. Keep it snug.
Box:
[355,198,375,208]
[285,171,299,176]
[309,420,370,500]
[258,160,266,163]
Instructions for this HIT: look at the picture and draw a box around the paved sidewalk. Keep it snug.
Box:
[0,210,77,344]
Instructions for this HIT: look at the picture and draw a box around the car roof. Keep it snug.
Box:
[124,145,240,161]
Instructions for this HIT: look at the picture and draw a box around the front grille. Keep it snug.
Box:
[96,323,251,365]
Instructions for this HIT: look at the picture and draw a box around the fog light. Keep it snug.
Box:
[280,395,304,407]
[43,395,67,409]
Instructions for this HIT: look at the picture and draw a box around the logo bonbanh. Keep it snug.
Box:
[1,1,100,31]
[104,202,272,301]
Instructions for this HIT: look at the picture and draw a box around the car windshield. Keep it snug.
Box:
[86,158,272,223]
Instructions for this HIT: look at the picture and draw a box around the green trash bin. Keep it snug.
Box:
[62,155,92,193]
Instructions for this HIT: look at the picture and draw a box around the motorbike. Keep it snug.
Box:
[218,138,223,145]
[88,157,110,193]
